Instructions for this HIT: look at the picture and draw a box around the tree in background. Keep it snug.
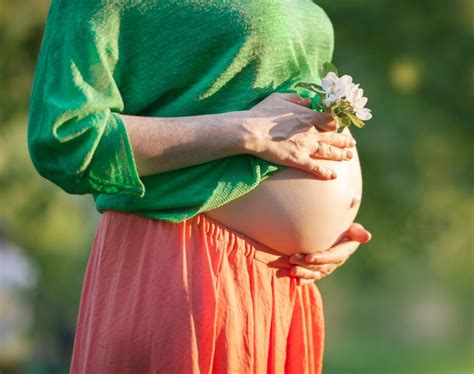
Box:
[0,0,472,372]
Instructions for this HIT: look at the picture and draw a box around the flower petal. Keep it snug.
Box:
[356,107,372,121]
[340,75,353,86]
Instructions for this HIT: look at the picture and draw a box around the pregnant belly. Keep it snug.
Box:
[204,132,363,256]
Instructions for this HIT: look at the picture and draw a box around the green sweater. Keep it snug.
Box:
[27,0,334,222]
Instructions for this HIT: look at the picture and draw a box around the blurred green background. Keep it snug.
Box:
[0,0,472,373]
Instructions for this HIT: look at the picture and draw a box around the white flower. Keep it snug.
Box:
[345,83,372,120]
[321,73,339,106]
[323,94,337,107]
[321,71,372,121]
[357,108,372,121]
[321,72,352,105]
[321,72,339,95]
[338,74,354,91]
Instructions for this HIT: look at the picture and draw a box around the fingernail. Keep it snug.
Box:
[346,150,353,159]
[331,171,337,179]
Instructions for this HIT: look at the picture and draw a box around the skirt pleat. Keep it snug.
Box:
[70,210,325,373]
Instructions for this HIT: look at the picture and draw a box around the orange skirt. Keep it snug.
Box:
[70,210,325,373]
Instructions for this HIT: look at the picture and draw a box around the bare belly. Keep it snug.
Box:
[204,130,363,256]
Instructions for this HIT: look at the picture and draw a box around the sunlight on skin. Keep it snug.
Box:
[290,223,372,285]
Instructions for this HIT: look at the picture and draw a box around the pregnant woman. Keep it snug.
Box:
[27,1,371,373]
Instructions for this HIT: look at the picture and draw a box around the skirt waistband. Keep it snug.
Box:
[188,213,291,270]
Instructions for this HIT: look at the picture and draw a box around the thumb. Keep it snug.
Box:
[346,222,372,243]
[314,112,338,132]
[279,93,312,107]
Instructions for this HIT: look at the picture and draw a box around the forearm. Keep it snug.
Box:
[121,111,254,176]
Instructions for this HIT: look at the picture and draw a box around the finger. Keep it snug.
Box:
[317,131,356,148]
[289,261,327,272]
[312,112,337,132]
[316,264,339,276]
[298,156,337,179]
[346,222,372,243]
[304,240,360,265]
[290,265,323,280]
[277,93,312,107]
[311,141,353,161]
[298,278,316,286]
[289,253,312,265]
[296,264,338,280]
[291,263,338,277]
[290,256,341,272]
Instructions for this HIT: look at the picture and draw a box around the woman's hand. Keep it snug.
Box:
[288,223,372,285]
[243,93,357,180]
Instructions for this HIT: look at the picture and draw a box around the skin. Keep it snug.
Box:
[283,156,372,285]
[220,93,372,282]
[266,96,371,283]
[289,222,372,285]
[122,92,372,284]
[204,123,363,255]
[122,93,355,178]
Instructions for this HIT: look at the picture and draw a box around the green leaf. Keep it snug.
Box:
[346,112,366,128]
[339,114,351,127]
[320,62,338,77]
[295,81,324,93]
[311,94,323,110]
[337,125,347,133]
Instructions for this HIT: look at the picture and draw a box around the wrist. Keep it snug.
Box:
[223,110,263,155]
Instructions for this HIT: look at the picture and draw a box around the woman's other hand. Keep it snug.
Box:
[288,223,372,285]
[242,93,357,180]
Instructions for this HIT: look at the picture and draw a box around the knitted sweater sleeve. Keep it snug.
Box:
[27,2,145,198]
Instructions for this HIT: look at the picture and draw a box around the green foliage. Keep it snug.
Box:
[320,61,338,76]
[317,0,474,371]
[296,61,372,132]
[345,112,364,128]
[0,0,472,372]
